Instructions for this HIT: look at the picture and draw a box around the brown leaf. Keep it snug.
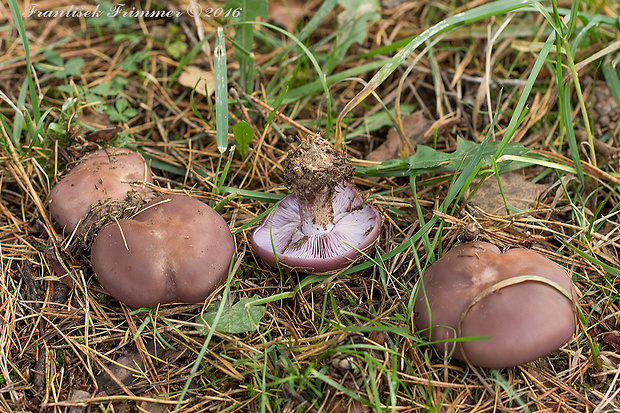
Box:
[603,331,620,352]
[139,398,168,413]
[323,397,369,413]
[178,65,215,97]
[367,112,434,162]
[84,126,123,143]
[269,0,307,32]
[45,244,73,288]
[67,390,92,413]
[602,331,620,364]
[469,172,545,216]
[96,339,164,395]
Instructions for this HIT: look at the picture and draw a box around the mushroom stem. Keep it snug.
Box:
[297,187,335,235]
[283,133,355,236]
[252,142,382,272]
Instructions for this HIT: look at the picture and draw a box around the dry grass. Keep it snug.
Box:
[1,0,620,412]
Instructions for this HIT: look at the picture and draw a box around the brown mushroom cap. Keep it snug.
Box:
[90,194,234,308]
[414,241,576,368]
[48,147,153,233]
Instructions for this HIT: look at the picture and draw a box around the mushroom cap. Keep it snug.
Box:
[48,147,153,233]
[91,194,234,308]
[251,182,381,273]
[414,241,576,368]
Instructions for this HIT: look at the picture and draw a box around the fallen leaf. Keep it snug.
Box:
[139,397,168,413]
[469,172,545,216]
[84,126,123,143]
[367,112,434,162]
[603,331,620,352]
[96,339,164,395]
[368,330,389,362]
[323,397,369,413]
[602,331,620,364]
[196,295,265,335]
[269,0,307,33]
[68,390,91,413]
[178,65,215,97]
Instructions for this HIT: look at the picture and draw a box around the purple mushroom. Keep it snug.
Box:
[91,194,235,308]
[251,134,382,273]
[48,147,153,234]
[414,241,577,368]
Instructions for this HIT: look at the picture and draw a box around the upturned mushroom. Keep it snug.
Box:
[251,133,382,273]
[48,147,153,234]
[414,241,577,368]
[91,194,235,308]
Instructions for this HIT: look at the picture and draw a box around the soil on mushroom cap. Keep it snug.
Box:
[283,133,355,198]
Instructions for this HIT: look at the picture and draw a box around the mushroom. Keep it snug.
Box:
[414,241,577,368]
[91,194,235,308]
[48,147,153,234]
[251,134,382,273]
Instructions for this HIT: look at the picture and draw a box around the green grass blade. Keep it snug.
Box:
[226,0,268,93]
[497,154,576,174]
[0,115,22,155]
[602,56,620,108]
[173,253,238,412]
[491,156,510,215]
[297,0,339,43]
[12,77,29,145]
[227,21,332,137]
[560,85,585,181]
[310,368,368,404]
[189,79,212,127]
[214,27,229,154]
[565,0,580,38]
[495,32,555,157]
[286,60,387,101]
[8,0,40,125]
[335,0,542,147]
[266,85,288,127]
[219,186,283,203]
[217,145,236,189]
[564,38,595,171]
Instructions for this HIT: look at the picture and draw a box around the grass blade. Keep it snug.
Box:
[226,0,268,92]
[335,0,542,148]
[495,32,555,157]
[228,21,332,137]
[297,0,339,44]
[8,0,41,138]
[214,27,229,154]
[602,55,620,108]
